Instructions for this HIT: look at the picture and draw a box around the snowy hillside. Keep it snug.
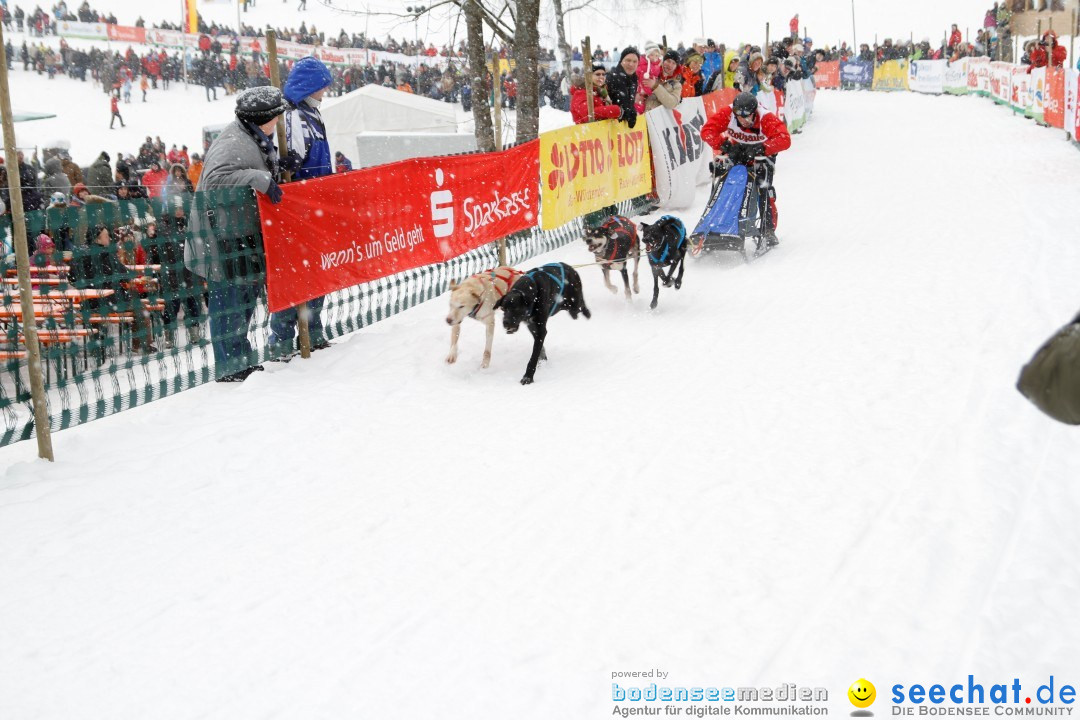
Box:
[1,89,1078,719]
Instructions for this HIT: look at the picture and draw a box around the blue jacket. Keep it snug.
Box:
[284,56,334,180]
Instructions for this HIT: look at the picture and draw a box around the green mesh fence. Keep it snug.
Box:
[0,188,654,447]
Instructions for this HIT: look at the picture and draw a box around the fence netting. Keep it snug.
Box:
[0,188,654,445]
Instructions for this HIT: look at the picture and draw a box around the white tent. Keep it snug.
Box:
[321,84,464,166]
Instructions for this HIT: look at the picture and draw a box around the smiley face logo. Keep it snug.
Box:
[848,679,876,709]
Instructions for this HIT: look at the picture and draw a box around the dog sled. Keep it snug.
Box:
[690,156,777,263]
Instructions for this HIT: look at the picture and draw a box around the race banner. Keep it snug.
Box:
[872,59,909,92]
[56,20,108,40]
[840,61,873,87]
[909,60,945,94]
[968,56,991,96]
[813,61,840,89]
[106,25,146,44]
[990,61,1012,104]
[1011,66,1032,113]
[1028,66,1046,123]
[539,116,652,229]
[784,79,807,133]
[645,97,709,209]
[259,140,540,312]
[944,59,969,95]
[1067,69,1079,140]
[801,78,817,115]
[1045,67,1066,129]
[702,88,738,119]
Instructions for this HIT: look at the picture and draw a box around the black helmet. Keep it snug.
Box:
[235,86,287,126]
[733,92,758,118]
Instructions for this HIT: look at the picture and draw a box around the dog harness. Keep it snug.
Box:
[524,264,568,317]
[598,216,636,263]
[468,267,524,319]
[647,216,687,265]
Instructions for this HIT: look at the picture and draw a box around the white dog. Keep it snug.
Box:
[445,267,523,368]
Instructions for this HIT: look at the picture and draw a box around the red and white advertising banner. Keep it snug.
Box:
[702,88,738,119]
[968,56,991,95]
[813,61,841,89]
[646,96,710,209]
[990,62,1012,104]
[1011,65,1032,113]
[106,25,146,44]
[1045,67,1066,129]
[259,141,540,312]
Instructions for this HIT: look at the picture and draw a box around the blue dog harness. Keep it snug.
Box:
[524,264,568,317]
[648,216,687,265]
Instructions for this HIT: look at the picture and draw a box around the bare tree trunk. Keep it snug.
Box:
[465,0,495,152]
[513,0,540,142]
[551,0,574,81]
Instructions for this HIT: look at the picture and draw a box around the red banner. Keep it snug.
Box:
[1045,68,1065,129]
[813,61,841,89]
[107,24,146,43]
[702,88,738,119]
[259,140,541,312]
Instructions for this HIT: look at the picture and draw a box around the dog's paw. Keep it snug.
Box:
[520,376,534,385]
[650,300,658,310]
[480,353,490,369]
[674,280,682,290]
[606,284,618,295]
[445,352,458,364]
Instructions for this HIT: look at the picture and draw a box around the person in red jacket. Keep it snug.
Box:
[700,92,791,247]
[789,14,799,40]
[570,64,624,124]
[141,160,169,199]
[1030,31,1067,71]
[109,93,125,128]
[949,24,962,53]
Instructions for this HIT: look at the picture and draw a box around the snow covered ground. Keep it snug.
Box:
[2,90,1080,719]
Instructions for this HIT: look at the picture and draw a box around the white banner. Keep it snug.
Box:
[1030,66,1046,118]
[801,78,816,115]
[944,58,968,94]
[785,80,806,132]
[646,97,710,209]
[56,20,108,40]
[909,60,946,94]
[1011,66,1032,113]
[967,56,991,95]
[990,61,1012,104]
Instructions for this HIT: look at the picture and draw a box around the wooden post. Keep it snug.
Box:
[765,23,770,54]
[492,47,506,266]
[267,30,311,359]
[1071,10,1077,66]
[491,48,503,150]
[582,35,595,122]
[0,25,53,461]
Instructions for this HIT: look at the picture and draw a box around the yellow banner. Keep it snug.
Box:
[185,0,198,33]
[539,116,652,230]
[872,59,909,92]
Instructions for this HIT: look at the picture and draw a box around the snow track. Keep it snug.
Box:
[2,91,1079,719]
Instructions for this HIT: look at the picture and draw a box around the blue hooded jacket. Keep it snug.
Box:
[283,56,334,180]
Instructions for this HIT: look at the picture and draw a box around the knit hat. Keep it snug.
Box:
[35,234,55,255]
[685,52,704,65]
[235,86,287,126]
[619,46,640,61]
[663,49,681,65]
[644,41,661,56]
[49,192,66,205]
[591,63,607,73]
[73,182,88,196]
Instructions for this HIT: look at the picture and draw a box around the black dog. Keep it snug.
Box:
[583,215,640,300]
[640,216,688,309]
[494,262,591,385]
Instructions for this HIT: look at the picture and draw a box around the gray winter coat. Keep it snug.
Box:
[84,154,113,196]
[43,157,71,198]
[185,119,275,283]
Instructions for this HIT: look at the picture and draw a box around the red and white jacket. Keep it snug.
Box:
[700,107,791,157]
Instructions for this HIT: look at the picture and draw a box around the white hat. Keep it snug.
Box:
[644,41,660,55]
[693,37,707,46]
